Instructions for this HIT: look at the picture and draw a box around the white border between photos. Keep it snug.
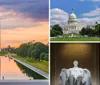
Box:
[50,41,100,43]
[49,0,50,84]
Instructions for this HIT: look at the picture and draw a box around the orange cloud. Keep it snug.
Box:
[1,22,49,48]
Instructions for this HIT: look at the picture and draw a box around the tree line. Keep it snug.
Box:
[80,24,100,37]
[16,42,49,61]
[50,24,100,37]
[2,42,49,61]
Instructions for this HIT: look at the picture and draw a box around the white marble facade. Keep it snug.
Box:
[63,9,95,34]
[63,24,87,34]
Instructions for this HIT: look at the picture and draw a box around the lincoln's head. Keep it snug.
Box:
[73,60,78,67]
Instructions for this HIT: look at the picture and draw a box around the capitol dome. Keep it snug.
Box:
[68,9,78,24]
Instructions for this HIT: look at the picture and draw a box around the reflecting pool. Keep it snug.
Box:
[0,56,45,80]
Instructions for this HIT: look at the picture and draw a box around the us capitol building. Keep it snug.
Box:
[63,9,95,34]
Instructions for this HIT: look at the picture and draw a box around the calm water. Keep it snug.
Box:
[0,56,45,80]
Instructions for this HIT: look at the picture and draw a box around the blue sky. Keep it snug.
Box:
[51,0,100,18]
[50,0,100,25]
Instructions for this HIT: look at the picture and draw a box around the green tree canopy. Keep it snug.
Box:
[94,24,100,37]
[80,27,95,36]
[50,24,63,37]
[16,43,30,57]
[80,24,100,37]
[40,52,48,61]
[28,42,48,61]
[15,42,48,61]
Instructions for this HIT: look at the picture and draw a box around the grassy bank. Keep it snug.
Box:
[12,55,48,73]
[51,37,100,41]
[0,52,8,56]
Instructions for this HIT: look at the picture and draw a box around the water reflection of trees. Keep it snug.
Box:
[15,61,46,79]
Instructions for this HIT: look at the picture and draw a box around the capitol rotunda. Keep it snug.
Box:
[63,9,95,34]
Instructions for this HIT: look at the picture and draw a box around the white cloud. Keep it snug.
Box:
[50,8,100,25]
[50,8,69,25]
[82,8,100,16]
[80,7,100,24]
[78,16,100,24]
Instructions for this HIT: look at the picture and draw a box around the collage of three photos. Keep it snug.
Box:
[0,0,100,85]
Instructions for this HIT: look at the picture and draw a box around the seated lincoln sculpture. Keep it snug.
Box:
[60,60,92,85]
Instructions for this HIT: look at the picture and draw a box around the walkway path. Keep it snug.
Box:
[9,56,49,79]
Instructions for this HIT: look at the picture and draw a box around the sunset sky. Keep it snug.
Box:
[0,0,49,48]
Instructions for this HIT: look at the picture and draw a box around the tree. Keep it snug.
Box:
[80,24,100,37]
[31,50,38,60]
[16,42,48,61]
[16,43,30,57]
[28,42,48,61]
[50,29,56,37]
[94,24,100,37]
[79,27,86,36]
[44,53,48,61]
[40,52,45,60]
[40,52,49,61]
[80,27,95,37]
[50,24,63,37]
[27,44,35,58]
